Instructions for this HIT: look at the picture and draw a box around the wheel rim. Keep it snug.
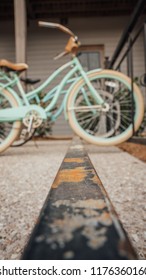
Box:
[74,89,121,138]
[0,94,14,143]
[68,71,143,145]
[0,90,21,152]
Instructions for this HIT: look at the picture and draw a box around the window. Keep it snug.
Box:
[78,45,104,71]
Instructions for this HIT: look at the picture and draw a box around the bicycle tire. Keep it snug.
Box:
[67,69,144,146]
[0,89,22,153]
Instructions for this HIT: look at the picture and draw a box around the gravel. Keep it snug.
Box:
[87,144,146,260]
[0,140,69,260]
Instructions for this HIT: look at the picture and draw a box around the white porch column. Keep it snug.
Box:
[14,0,27,63]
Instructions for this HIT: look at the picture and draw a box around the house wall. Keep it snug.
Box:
[0,16,145,135]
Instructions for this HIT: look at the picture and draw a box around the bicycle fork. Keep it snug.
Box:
[74,57,109,113]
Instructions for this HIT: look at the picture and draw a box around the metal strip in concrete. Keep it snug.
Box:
[22,138,137,260]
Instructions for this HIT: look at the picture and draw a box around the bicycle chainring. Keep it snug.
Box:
[23,110,43,128]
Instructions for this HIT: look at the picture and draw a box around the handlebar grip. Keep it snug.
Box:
[38,21,59,28]
[38,21,75,37]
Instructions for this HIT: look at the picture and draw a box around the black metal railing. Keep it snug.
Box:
[106,0,146,136]
[109,0,146,69]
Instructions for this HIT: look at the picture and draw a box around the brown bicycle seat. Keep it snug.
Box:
[0,59,28,72]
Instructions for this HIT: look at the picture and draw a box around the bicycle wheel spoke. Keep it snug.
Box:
[78,114,97,127]
[70,70,142,141]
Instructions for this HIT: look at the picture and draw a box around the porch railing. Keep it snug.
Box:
[105,0,146,136]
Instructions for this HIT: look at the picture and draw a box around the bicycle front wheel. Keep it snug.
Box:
[67,70,144,146]
[0,89,22,153]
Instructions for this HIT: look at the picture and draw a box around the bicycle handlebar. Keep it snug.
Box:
[38,21,76,38]
[38,21,80,59]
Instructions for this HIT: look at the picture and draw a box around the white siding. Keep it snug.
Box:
[0,22,15,61]
[0,17,145,135]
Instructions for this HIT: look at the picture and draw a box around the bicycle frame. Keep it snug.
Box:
[0,20,144,154]
[0,56,104,123]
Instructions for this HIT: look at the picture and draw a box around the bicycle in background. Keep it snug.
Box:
[0,21,144,153]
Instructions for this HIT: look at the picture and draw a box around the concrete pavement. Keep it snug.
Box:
[0,140,145,259]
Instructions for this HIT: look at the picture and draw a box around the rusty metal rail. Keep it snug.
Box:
[22,137,137,260]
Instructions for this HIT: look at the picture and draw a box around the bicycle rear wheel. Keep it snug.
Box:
[67,70,144,146]
[0,89,21,153]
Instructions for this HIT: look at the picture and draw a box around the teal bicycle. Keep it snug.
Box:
[0,21,144,153]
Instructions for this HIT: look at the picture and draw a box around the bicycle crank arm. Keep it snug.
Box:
[68,103,109,112]
[27,115,34,132]
[0,105,47,122]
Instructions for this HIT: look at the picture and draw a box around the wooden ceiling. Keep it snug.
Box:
[0,0,146,21]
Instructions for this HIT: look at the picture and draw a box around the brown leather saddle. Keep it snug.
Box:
[0,59,28,72]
